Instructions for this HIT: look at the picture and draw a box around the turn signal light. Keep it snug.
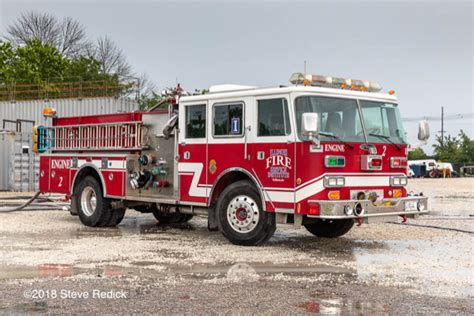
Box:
[393,189,403,198]
[328,191,340,200]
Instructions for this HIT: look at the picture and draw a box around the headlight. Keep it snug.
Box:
[390,176,407,187]
[324,176,345,188]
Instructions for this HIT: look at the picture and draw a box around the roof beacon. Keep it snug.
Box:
[289,72,382,92]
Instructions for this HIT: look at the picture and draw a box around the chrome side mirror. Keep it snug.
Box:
[302,113,320,145]
[418,120,430,142]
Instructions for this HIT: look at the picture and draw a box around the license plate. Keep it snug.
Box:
[405,201,417,211]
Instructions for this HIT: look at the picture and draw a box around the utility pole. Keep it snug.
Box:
[441,106,444,145]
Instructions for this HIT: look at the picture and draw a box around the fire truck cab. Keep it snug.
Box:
[36,73,430,246]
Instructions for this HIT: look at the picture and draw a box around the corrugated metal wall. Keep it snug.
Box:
[0,97,138,128]
[0,133,13,191]
[0,96,138,191]
[0,132,39,192]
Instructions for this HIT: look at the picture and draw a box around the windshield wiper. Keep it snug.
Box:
[319,132,354,149]
[368,133,401,150]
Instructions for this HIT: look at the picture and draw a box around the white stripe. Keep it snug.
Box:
[178,162,208,198]
[77,159,124,169]
[266,175,394,203]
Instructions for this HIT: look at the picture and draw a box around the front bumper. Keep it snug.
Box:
[307,196,428,220]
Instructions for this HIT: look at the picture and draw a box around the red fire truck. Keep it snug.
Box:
[35,73,430,245]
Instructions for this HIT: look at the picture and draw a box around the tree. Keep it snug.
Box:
[89,36,131,77]
[0,39,68,84]
[5,12,88,58]
[408,148,428,160]
[2,12,156,101]
[0,41,17,83]
[432,130,474,164]
[458,130,474,163]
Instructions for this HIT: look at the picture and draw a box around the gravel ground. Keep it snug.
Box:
[0,178,473,314]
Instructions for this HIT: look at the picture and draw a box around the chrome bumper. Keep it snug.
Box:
[307,196,428,220]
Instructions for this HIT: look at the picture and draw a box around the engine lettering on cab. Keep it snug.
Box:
[51,159,72,169]
[324,144,345,152]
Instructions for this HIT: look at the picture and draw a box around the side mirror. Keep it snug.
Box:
[301,113,320,144]
[418,120,430,142]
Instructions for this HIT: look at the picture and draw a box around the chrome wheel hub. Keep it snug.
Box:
[227,195,259,233]
[81,186,97,217]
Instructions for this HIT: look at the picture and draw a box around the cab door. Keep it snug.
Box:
[250,95,295,211]
[178,102,208,205]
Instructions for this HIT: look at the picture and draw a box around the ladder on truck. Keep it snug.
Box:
[37,121,146,152]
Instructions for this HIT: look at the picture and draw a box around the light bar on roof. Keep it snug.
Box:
[289,72,382,92]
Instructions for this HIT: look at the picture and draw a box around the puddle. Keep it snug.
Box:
[0,261,355,283]
[0,301,49,313]
[297,294,389,315]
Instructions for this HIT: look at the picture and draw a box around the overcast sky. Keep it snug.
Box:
[1,0,473,152]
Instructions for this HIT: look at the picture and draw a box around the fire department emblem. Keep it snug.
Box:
[266,149,291,182]
[209,159,217,175]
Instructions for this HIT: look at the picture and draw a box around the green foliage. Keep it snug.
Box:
[433,130,474,164]
[0,39,125,100]
[458,130,474,162]
[1,39,68,84]
[66,56,106,81]
[408,148,428,160]
[138,92,166,110]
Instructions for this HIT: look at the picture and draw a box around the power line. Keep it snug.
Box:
[402,112,474,122]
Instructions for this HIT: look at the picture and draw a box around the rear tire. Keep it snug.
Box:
[105,208,126,227]
[75,176,124,227]
[217,180,275,246]
[304,219,354,238]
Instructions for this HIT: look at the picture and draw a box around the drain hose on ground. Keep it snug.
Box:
[0,192,42,213]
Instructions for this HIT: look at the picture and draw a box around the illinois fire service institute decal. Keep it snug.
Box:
[266,149,291,182]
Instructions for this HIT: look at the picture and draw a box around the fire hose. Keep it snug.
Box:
[0,192,68,213]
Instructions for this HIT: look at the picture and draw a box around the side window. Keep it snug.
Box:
[257,98,290,136]
[213,103,243,137]
[185,104,206,138]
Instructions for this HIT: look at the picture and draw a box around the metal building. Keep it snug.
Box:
[0,97,138,191]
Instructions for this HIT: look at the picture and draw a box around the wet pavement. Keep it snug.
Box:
[0,178,473,314]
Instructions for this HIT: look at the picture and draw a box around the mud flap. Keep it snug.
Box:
[70,195,78,216]
[207,206,218,231]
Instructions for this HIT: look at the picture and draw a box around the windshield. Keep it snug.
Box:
[295,96,407,144]
[359,100,407,144]
[295,96,365,142]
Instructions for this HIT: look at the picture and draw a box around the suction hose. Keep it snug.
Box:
[0,192,42,213]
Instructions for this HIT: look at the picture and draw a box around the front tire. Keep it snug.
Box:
[217,180,275,246]
[304,219,354,238]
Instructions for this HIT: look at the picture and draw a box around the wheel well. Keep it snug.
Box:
[209,171,260,207]
[72,166,104,196]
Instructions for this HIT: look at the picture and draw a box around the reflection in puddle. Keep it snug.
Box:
[0,261,355,283]
[298,295,389,315]
[0,301,48,313]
